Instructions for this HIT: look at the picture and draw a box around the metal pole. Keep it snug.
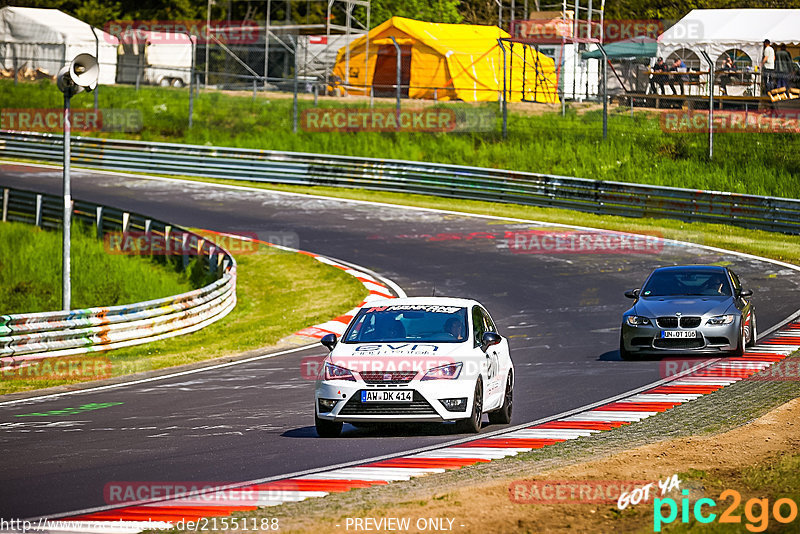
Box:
[499,39,508,139]
[365,3,371,97]
[91,27,99,112]
[188,34,196,128]
[345,3,352,87]
[390,36,401,126]
[597,44,608,139]
[205,0,212,88]
[62,91,72,311]
[293,34,299,133]
[264,0,271,89]
[701,50,714,161]
[599,43,608,140]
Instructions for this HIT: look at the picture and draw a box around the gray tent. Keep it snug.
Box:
[0,7,118,84]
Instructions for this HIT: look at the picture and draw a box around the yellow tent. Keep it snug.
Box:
[331,16,559,104]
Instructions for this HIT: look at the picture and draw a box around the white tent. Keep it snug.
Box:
[658,9,800,70]
[0,7,118,85]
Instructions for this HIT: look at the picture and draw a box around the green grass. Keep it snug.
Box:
[1,79,799,198]
[0,241,368,395]
[0,221,194,314]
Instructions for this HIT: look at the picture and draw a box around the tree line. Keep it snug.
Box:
[3,0,800,29]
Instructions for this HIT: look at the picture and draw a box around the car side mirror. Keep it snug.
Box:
[321,333,337,351]
[624,289,640,299]
[740,289,753,297]
[481,331,501,351]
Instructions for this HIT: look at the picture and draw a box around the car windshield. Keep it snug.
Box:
[343,305,468,343]
[641,270,732,297]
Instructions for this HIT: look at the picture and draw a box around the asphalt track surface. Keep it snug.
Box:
[2,162,800,519]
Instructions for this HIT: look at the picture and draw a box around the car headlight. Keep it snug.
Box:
[421,362,462,381]
[706,314,735,326]
[626,315,652,326]
[323,362,356,381]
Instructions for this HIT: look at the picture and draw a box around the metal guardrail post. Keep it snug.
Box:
[181,231,189,270]
[34,194,42,227]
[2,188,8,222]
[95,206,103,239]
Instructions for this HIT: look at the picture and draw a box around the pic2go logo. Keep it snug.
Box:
[654,489,799,532]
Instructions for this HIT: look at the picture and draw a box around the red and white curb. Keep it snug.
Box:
[290,252,396,341]
[51,321,800,532]
[198,230,399,342]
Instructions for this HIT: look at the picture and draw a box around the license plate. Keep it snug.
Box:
[361,390,413,403]
[661,330,699,339]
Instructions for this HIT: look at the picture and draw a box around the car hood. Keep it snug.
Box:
[633,296,734,318]
[327,342,468,374]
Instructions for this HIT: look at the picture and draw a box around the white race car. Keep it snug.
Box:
[314,297,514,437]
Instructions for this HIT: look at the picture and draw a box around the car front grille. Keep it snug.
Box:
[656,316,701,328]
[359,371,417,384]
[657,317,679,328]
[680,316,701,328]
[653,338,705,349]
[339,391,438,416]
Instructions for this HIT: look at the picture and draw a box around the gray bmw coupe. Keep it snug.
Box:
[620,265,756,359]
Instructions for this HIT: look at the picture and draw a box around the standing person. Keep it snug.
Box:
[649,57,667,95]
[760,39,775,92]
[719,56,736,96]
[668,58,686,95]
[775,44,793,89]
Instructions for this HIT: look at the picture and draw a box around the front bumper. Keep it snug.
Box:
[621,317,740,354]
[315,379,477,423]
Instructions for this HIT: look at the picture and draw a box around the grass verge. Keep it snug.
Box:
[0,221,194,314]
[140,175,800,266]
[0,242,368,395]
[1,79,799,197]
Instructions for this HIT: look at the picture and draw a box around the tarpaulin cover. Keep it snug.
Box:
[332,16,559,103]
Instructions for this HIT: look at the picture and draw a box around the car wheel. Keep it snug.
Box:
[171,78,184,88]
[315,413,342,438]
[746,312,757,348]
[158,77,171,87]
[456,379,483,433]
[730,322,745,357]
[619,333,635,361]
[488,370,513,425]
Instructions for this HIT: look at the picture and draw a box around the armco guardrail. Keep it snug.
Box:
[1,130,799,234]
[0,186,237,363]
